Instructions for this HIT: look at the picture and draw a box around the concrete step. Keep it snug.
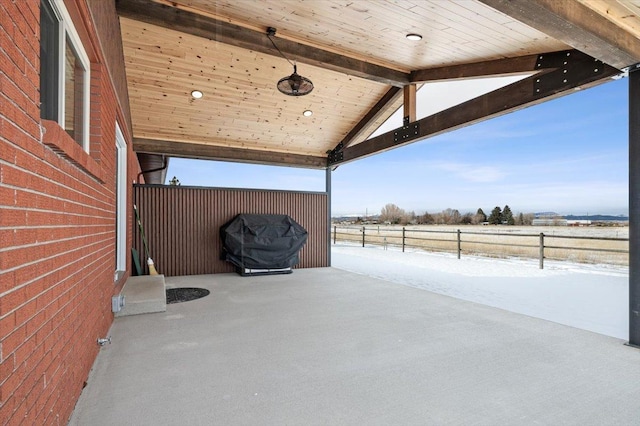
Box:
[115,275,166,317]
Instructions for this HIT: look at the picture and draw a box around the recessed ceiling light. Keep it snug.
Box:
[406,33,422,41]
[303,110,313,117]
[191,90,203,99]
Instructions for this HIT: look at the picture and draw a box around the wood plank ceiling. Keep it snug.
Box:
[116,0,640,169]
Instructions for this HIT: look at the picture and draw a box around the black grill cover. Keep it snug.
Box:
[220,214,308,270]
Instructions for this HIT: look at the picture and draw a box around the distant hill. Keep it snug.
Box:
[565,214,628,222]
[535,212,628,222]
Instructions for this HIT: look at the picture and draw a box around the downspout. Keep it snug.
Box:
[136,154,168,184]
[629,64,640,347]
[326,166,332,267]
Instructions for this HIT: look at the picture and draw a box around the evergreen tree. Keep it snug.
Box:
[503,205,515,225]
[488,206,502,224]
[476,208,487,223]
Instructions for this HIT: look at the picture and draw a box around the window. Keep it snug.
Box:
[40,0,90,150]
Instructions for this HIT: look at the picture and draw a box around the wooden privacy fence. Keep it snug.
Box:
[133,185,329,276]
[333,226,629,268]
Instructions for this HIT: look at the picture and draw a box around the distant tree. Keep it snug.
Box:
[516,212,525,225]
[380,203,406,224]
[417,212,434,224]
[488,206,502,225]
[522,213,534,225]
[503,205,515,225]
[460,212,473,224]
[432,211,444,224]
[473,208,487,224]
[400,211,417,226]
[441,208,461,225]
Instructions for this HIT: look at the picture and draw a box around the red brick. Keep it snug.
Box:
[14,335,39,367]
[0,287,26,316]
[0,271,16,294]
[0,357,26,403]
[0,3,16,38]
[1,323,27,357]
[0,245,44,270]
[15,299,39,328]
[0,208,27,227]
[13,148,42,173]
[0,178,17,201]
[0,228,16,248]
[0,76,38,119]
[6,398,28,426]
[0,311,17,340]
[0,395,15,425]
[0,0,140,422]
[0,351,15,386]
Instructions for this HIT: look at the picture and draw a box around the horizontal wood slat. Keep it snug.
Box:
[133,185,328,276]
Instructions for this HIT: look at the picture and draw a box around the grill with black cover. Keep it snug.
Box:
[220,214,308,276]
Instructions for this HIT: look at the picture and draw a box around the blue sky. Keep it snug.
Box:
[167,76,629,217]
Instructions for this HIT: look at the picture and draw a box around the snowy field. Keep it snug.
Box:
[386,224,629,238]
[332,243,629,340]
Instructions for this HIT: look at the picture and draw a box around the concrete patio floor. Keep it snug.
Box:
[70,268,640,425]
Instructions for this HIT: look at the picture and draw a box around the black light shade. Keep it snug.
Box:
[277,65,313,96]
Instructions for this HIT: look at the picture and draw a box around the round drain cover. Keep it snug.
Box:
[166,287,210,304]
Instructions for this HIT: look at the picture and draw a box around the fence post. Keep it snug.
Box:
[457,229,461,259]
[333,226,336,244]
[362,226,365,248]
[539,233,544,269]
[402,227,406,252]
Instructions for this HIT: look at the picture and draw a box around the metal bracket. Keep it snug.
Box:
[534,50,574,71]
[327,149,343,165]
[393,122,420,143]
[327,142,344,165]
[534,51,607,96]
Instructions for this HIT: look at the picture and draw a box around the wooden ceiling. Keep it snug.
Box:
[116,0,640,169]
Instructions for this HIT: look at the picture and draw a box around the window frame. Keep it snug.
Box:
[41,0,91,152]
[115,122,128,279]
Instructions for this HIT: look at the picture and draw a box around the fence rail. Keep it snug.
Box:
[332,225,629,269]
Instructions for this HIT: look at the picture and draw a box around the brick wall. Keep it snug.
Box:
[0,1,138,424]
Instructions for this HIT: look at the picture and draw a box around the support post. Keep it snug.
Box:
[629,65,640,346]
[539,233,545,270]
[362,226,365,247]
[326,167,332,266]
[457,229,461,259]
[402,227,406,252]
[404,84,416,123]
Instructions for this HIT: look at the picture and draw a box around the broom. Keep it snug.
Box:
[133,204,159,275]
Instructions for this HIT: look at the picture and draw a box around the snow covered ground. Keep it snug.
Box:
[332,243,629,340]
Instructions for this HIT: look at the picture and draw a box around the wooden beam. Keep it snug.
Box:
[403,85,416,123]
[329,50,577,162]
[410,53,546,82]
[332,51,619,165]
[116,0,409,87]
[329,87,403,156]
[133,138,327,169]
[479,0,640,69]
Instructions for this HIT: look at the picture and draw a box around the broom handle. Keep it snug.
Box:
[134,204,151,260]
